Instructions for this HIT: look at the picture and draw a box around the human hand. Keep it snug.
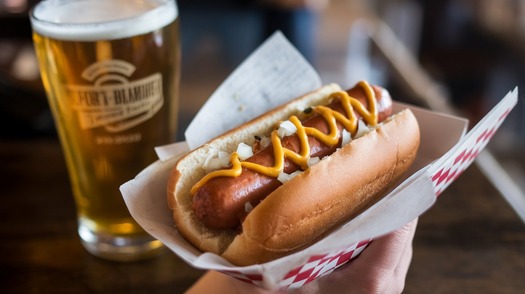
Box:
[187,218,418,294]
[289,218,418,293]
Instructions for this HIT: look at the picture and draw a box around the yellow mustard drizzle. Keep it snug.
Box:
[190,81,378,195]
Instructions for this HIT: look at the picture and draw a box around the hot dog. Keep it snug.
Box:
[192,84,393,230]
[167,81,420,266]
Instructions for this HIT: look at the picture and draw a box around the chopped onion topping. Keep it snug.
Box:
[260,136,270,148]
[277,170,301,183]
[237,143,253,160]
[203,148,219,169]
[355,119,371,139]
[203,150,230,172]
[342,128,352,146]
[278,120,297,138]
[203,150,214,169]
[218,151,229,160]
[307,157,320,167]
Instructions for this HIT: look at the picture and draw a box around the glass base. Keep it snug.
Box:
[78,220,165,262]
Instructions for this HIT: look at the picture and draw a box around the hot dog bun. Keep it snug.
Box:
[167,83,420,266]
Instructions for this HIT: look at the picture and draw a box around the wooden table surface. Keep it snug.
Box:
[2,70,525,293]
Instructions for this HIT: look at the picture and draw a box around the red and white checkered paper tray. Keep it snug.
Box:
[120,33,519,290]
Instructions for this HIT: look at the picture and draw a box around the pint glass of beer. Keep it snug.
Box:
[30,0,180,261]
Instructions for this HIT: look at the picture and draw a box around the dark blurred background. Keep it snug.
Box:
[2,0,524,148]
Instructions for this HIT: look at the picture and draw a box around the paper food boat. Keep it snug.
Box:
[120,32,518,290]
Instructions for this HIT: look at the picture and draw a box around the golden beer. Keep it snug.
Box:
[30,0,180,261]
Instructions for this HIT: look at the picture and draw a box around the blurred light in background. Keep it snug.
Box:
[2,0,27,14]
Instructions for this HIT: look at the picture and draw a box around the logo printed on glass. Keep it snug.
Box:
[66,60,163,132]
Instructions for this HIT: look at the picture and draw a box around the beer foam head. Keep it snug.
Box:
[30,0,178,41]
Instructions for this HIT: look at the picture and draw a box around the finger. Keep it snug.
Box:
[330,218,418,293]
[186,271,271,294]
[353,218,418,273]
[393,218,418,280]
[297,219,419,294]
